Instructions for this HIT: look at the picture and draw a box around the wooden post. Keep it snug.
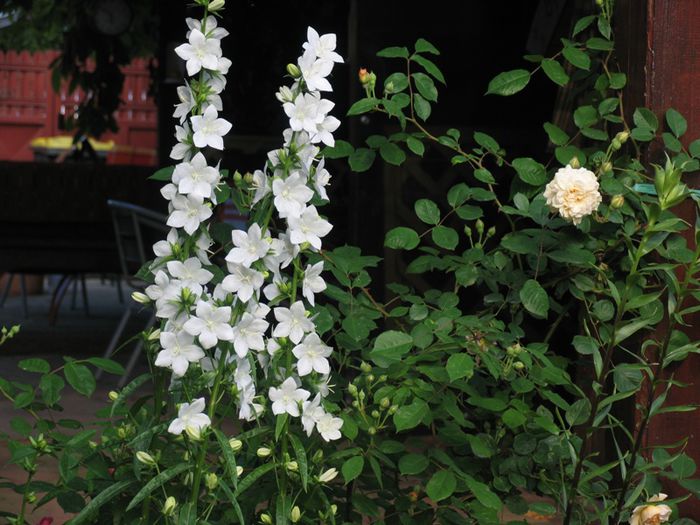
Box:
[618,0,700,518]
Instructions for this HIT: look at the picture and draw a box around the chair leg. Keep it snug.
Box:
[48,274,73,326]
[70,277,78,310]
[115,275,124,304]
[96,306,132,381]
[0,273,14,308]
[118,313,156,388]
[80,274,90,317]
[19,274,28,318]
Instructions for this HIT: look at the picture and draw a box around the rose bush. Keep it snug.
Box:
[2,1,700,524]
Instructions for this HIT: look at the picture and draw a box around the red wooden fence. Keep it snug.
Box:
[0,50,157,165]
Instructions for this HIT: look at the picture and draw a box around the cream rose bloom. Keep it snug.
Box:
[629,493,672,525]
[543,165,602,225]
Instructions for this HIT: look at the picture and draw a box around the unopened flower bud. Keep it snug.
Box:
[611,194,625,209]
[286,63,301,78]
[464,225,472,238]
[359,390,366,401]
[475,219,484,236]
[611,138,622,150]
[360,361,372,373]
[276,86,294,103]
[131,291,150,304]
[208,0,225,11]
[378,374,387,382]
[569,157,581,169]
[260,513,273,524]
[385,81,395,94]
[291,506,301,523]
[148,329,161,341]
[331,504,338,515]
[380,397,391,409]
[163,496,177,516]
[312,450,324,463]
[601,161,613,174]
[615,130,630,144]
[108,390,119,402]
[318,467,338,483]
[486,226,496,239]
[368,426,377,435]
[236,466,244,477]
[257,446,272,458]
[229,438,243,452]
[513,361,525,370]
[26,492,37,504]
[89,440,98,449]
[389,405,399,415]
[136,451,156,466]
[371,410,380,419]
[366,374,375,383]
[506,344,522,357]
[348,383,358,396]
[286,461,299,472]
[358,68,370,85]
[205,472,218,490]
[243,172,254,184]
[185,426,202,441]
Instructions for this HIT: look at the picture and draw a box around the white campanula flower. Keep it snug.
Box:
[155,331,205,377]
[283,93,334,135]
[175,28,222,76]
[302,261,326,306]
[231,312,269,358]
[247,300,271,319]
[186,16,229,41]
[183,300,234,349]
[543,165,602,225]
[191,105,232,150]
[167,194,213,235]
[273,301,315,344]
[301,393,324,436]
[170,123,194,161]
[269,377,310,417]
[313,159,331,201]
[166,257,213,288]
[287,205,333,250]
[195,233,213,265]
[310,115,340,147]
[221,263,265,303]
[316,413,343,441]
[293,332,332,376]
[146,271,188,319]
[172,152,220,200]
[272,171,314,218]
[263,273,289,302]
[168,397,211,435]
[153,228,180,258]
[266,233,299,271]
[298,47,333,92]
[275,86,295,104]
[251,169,271,205]
[283,130,319,170]
[629,493,672,525]
[174,84,196,124]
[161,183,178,201]
[226,223,271,268]
[303,27,344,64]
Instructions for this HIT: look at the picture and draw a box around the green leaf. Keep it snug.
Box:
[288,433,309,491]
[322,139,354,159]
[18,358,50,374]
[502,408,527,429]
[213,430,239,490]
[566,398,591,426]
[235,463,276,497]
[562,45,591,70]
[39,374,65,407]
[384,72,409,92]
[69,480,135,525]
[379,142,406,165]
[614,318,652,345]
[412,72,438,101]
[587,37,614,50]
[520,279,549,318]
[633,107,659,131]
[385,227,420,250]
[86,357,125,376]
[64,362,96,397]
[573,15,596,36]
[512,157,547,186]
[411,54,445,84]
[541,59,569,86]
[414,199,441,225]
[447,183,471,207]
[486,69,530,96]
[149,166,174,181]
[473,131,500,152]
[347,97,380,116]
[369,331,413,367]
[573,105,598,129]
[431,226,459,250]
[474,168,495,184]
[348,148,376,172]
[377,46,409,58]
[464,476,502,510]
[689,139,700,158]
[399,454,429,475]
[415,38,440,55]
[110,374,150,417]
[413,93,431,120]
[126,464,189,511]
[406,136,425,156]
[609,72,627,89]
[217,481,245,524]
[572,335,598,355]
[446,353,474,382]
[543,122,569,146]
[342,456,364,484]
[666,108,687,138]
[394,398,429,432]
[426,470,456,502]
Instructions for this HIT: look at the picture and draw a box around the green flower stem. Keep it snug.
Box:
[562,213,657,525]
[17,468,35,525]
[609,240,700,523]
